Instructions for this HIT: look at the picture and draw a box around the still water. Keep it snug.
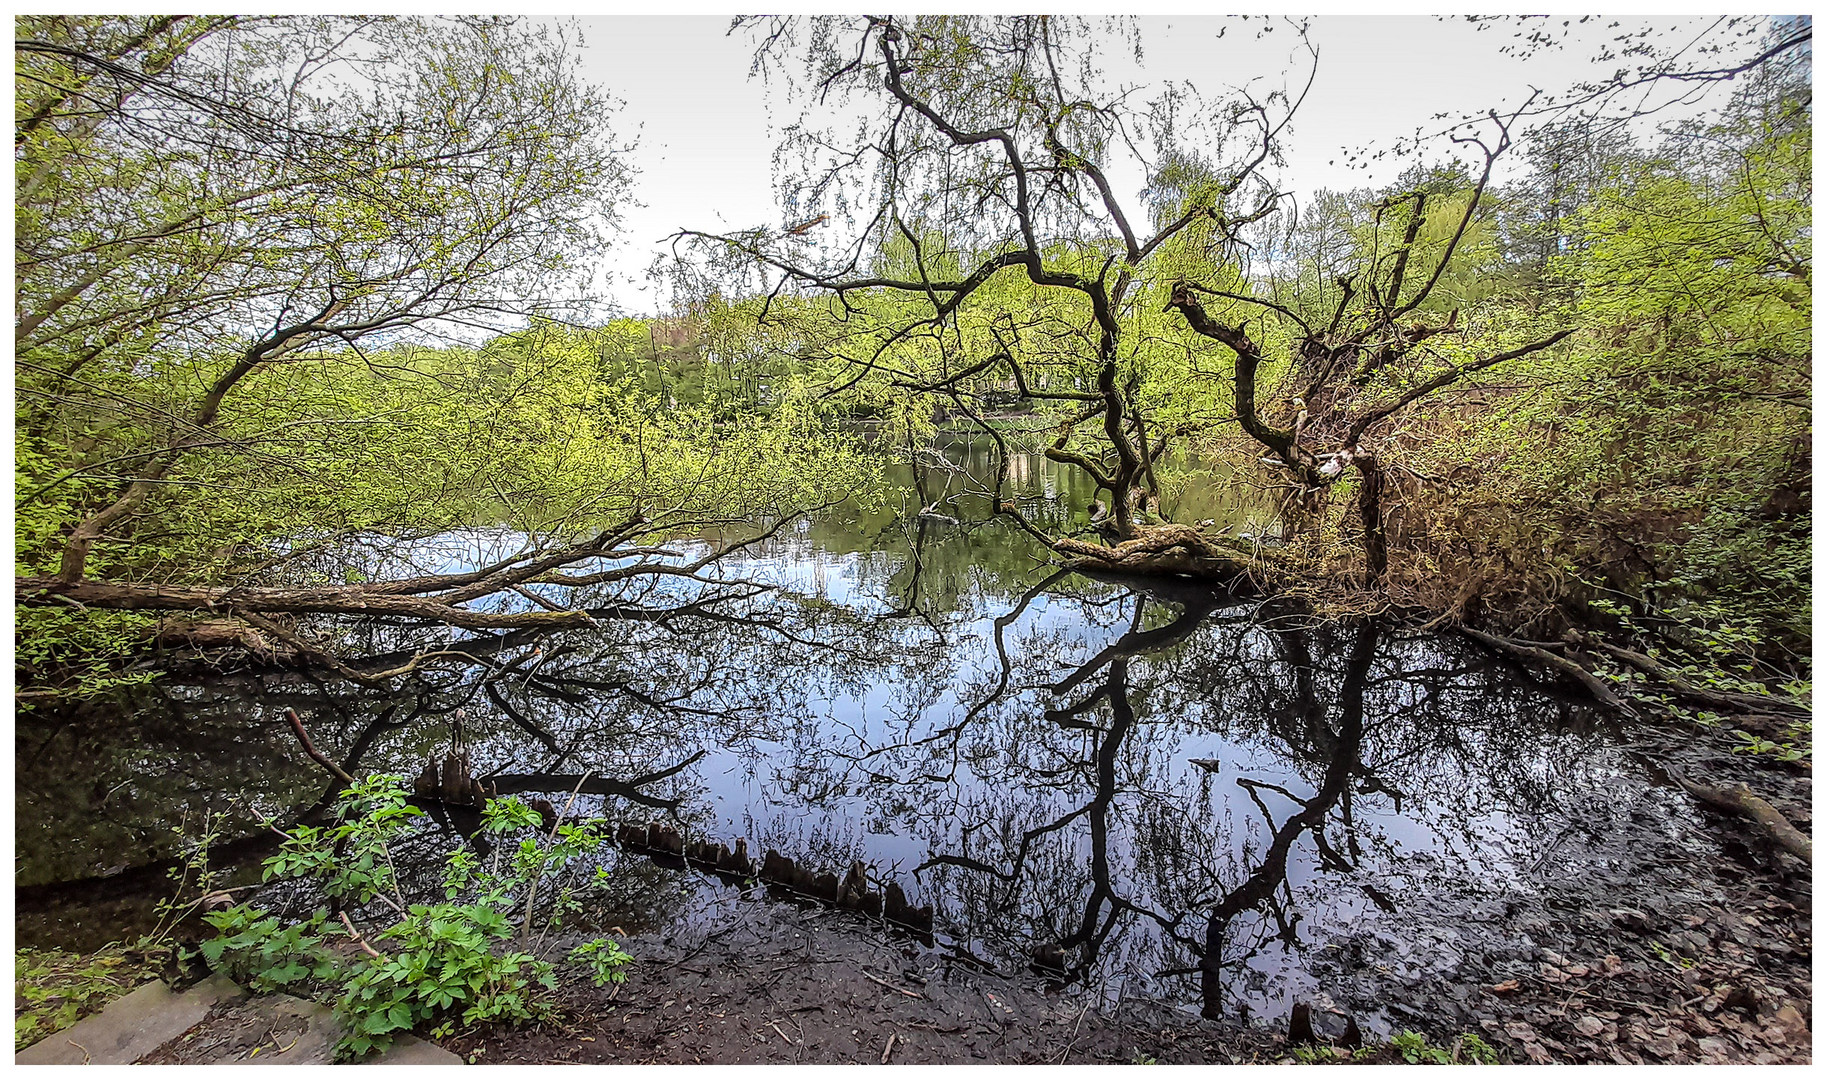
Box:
[15,438,1691,1028]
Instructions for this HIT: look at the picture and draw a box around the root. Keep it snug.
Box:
[1459,627,1637,716]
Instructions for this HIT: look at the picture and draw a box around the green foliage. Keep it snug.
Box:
[14,17,874,704]
[14,946,166,1052]
[1389,1030,1500,1065]
[198,908,341,993]
[200,777,632,1060]
[1378,79,1812,660]
[1729,727,1810,764]
[335,903,554,1059]
[264,774,423,907]
[567,938,634,987]
[1290,1030,1500,1065]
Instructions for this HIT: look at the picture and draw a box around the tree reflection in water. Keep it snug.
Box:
[18,453,1623,1019]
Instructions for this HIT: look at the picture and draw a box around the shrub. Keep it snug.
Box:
[200,775,630,1060]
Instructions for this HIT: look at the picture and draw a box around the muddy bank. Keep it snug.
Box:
[1440,718,1812,1065]
[446,901,1285,1065]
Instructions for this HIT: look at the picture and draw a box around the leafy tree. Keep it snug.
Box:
[15,16,865,697]
[1479,70,1810,657]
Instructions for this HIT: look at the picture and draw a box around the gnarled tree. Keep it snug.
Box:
[672,16,1581,587]
[670,15,1307,582]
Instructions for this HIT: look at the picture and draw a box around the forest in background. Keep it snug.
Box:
[15,14,1810,717]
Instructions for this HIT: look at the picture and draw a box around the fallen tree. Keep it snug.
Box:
[14,18,864,696]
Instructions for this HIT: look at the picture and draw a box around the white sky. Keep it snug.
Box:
[565,14,1758,313]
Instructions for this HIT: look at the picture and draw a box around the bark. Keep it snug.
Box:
[153,617,284,658]
[1165,282,1302,469]
[1354,450,1387,585]
[20,510,815,662]
[1053,524,1270,582]
[1668,770,1812,862]
[18,576,599,630]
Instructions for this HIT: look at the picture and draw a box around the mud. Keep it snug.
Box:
[446,902,1287,1066]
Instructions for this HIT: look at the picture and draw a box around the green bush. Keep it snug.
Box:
[200,775,631,1060]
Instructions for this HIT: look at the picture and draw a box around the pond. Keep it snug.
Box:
[15,436,1710,1034]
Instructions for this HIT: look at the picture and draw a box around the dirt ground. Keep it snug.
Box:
[1438,718,1813,1065]
[445,719,1811,1066]
[445,906,1287,1066]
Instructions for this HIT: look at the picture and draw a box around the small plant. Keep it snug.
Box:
[14,945,166,1052]
[201,775,631,1060]
[1646,940,1696,971]
[1729,730,1807,763]
[567,937,634,987]
[1459,1032,1501,1064]
[1387,1030,1499,1065]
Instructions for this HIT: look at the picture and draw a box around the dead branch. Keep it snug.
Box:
[284,707,355,787]
[1459,626,1637,716]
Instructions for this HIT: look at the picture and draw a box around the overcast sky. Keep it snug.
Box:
[573,14,1752,314]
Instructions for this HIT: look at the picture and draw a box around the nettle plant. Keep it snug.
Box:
[201,775,632,1060]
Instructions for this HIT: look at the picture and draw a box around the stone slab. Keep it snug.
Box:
[16,974,246,1065]
[210,993,340,1065]
[18,973,462,1067]
[370,1036,466,1065]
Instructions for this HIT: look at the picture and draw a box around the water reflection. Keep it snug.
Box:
[17,443,1629,1026]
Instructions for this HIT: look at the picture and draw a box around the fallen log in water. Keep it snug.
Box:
[1458,627,1637,716]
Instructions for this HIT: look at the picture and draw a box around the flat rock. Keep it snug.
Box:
[371,1036,465,1065]
[15,974,246,1065]
[18,975,462,1066]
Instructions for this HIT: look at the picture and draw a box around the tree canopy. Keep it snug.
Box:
[15,15,865,700]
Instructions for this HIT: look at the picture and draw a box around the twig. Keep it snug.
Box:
[526,771,594,948]
[881,1032,898,1064]
[860,970,924,998]
[261,1027,303,1056]
[283,708,354,786]
[1056,1003,1090,1064]
[339,911,382,958]
[768,1020,797,1045]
